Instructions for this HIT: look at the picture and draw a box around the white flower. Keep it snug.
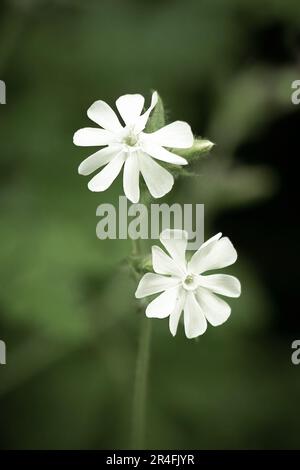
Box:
[135,230,241,339]
[73,92,193,203]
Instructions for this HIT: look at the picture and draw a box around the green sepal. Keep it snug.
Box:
[127,254,153,277]
[145,91,165,132]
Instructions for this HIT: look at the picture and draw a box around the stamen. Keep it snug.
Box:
[184,275,194,285]
[123,130,138,146]
[182,273,199,291]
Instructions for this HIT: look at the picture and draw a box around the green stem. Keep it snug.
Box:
[131,237,141,257]
[131,232,152,449]
[131,316,152,449]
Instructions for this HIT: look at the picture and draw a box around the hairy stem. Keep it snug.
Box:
[131,316,152,449]
[131,234,152,449]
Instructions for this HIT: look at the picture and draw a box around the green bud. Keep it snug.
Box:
[162,139,214,178]
[176,138,214,160]
[128,254,153,275]
[140,254,153,272]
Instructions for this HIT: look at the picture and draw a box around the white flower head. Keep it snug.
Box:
[73,92,193,203]
[135,230,241,339]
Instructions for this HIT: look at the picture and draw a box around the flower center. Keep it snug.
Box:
[123,129,138,147]
[182,274,199,291]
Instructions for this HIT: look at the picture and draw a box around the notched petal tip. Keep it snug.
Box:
[160,228,188,241]
[87,181,98,192]
[78,164,85,175]
[134,290,140,299]
[73,130,81,146]
[185,329,207,340]
[134,285,143,299]
[134,275,148,299]
[150,178,174,199]
[87,100,103,115]
[223,237,238,263]
[128,195,140,204]
[223,275,241,298]
[234,278,242,297]
[150,90,158,103]
[151,245,161,256]
[179,122,194,148]
[179,157,188,165]
[169,322,179,337]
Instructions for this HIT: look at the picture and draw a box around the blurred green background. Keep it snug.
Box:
[0,0,300,449]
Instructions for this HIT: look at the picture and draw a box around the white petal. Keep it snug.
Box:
[134,91,158,133]
[116,94,145,126]
[78,146,119,175]
[146,286,178,318]
[146,121,193,148]
[139,153,174,198]
[87,100,123,132]
[200,232,222,249]
[160,229,188,271]
[196,287,231,326]
[123,152,140,203]
[184,292,207,338]
[169,288,186,336]
[152,246,185,277]
[198,274,241,298]
[73,128,116,147]
[188,236,238,274]
[135,273,180,298]
[87,152,125,192]
[142,141,188,165]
